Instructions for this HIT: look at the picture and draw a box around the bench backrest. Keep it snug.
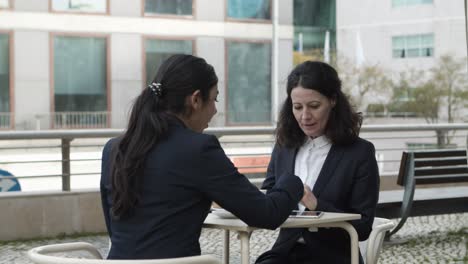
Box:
[230,155,270,174]
[397,149,468,186]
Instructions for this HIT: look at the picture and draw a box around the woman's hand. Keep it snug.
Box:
[301,185,317,210]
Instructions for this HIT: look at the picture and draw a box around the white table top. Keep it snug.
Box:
[203,212,361,232]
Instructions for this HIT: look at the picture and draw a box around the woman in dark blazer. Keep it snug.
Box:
[256,61,380,264]
[100,55,309,260]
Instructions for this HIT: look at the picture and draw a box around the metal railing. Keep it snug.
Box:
[52,111,110,129]
[29,111,111,130]
[364,112,420,118]
[0,123,467,192]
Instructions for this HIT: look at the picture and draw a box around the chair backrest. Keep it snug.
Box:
[397,149,468,185]
[359,217,395,264]
[28,242,221,264]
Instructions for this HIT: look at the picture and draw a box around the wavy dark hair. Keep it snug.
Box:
[276,61,362,148]
[110,54,218,218]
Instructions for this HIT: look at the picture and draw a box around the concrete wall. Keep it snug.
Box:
[197,36,226,127]
[110,33,142,128]
[14,0,48,12]
[13,31,50,130]
[278,0,293,25]
[0,190,106,241]
[110,0,142,17]
[277,39,294,106]
[197,0,224,21]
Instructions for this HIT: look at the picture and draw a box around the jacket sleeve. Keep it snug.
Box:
[315,142,380,240]
[197,136,303,230]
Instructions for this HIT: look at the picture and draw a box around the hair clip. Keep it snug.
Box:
[148,82,163,97]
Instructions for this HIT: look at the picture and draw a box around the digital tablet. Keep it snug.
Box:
[210,208,236,219]
[289,210,323,218]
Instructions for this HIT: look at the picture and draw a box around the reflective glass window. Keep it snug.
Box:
[227,41,271,124]
[145,39,193,86]
[392,34,433,58]
[0,34,10,128]
[54,36,107,112]
[392,0,432,7]
[51,0,107,13]
[145,0,193,16]
[293,0,336,64]
[228,0,271,20]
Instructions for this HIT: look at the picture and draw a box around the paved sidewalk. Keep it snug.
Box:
[1,213,467,264]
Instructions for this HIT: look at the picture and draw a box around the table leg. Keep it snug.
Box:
[223,230,230,264]
[237,231,252,264]
[316,222,359,264]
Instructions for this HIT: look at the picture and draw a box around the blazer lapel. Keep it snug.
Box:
[286,147,298,176]
[284,147,299,210]
[312,145,344,197]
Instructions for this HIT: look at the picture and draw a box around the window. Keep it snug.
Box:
[227,0,271,20]
[227,41,271,124]
[144,38,193,86]
[0,0,10,8]
[53,36,108,128]
[392,34,433,58]
[145,0,193,16]
[392,0,432,7]
[0,33,10,128]
[51,0,107,13]
[293,0,336,64]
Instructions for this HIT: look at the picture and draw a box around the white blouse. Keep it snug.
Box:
[294,135,332,212]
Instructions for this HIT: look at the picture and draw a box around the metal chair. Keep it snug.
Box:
[359,217,395,264]
[27,242,221,264]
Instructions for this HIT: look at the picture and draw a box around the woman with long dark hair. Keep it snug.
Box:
[256,61,380,264]
[100,54,308,260]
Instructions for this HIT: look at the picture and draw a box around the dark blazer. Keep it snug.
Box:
[256,138,380,264]
[100,119,303,260]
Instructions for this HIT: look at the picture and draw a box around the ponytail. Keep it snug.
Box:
[110,54,218,218]
[111,86,169,218]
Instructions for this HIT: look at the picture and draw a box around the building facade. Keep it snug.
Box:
[336,0,466,72]
[1,0,466,130]
[0,0,295,130]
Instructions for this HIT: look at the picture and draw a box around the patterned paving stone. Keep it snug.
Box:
[1,213,467,264]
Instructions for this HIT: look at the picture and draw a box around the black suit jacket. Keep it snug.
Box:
[257,138,380,264]
[100,119,303,260]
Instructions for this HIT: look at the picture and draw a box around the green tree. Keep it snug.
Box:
[389,55,468,122]
[336,56,392,112]
[389,55,468,146]
[388,69,431,118]
[430,55,468,123]
[408,82,442,123]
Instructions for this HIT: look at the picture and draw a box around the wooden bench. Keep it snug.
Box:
[211,155,270,208]
[230,155,270,185]
[386,149,468,239]
[230,155,270,174]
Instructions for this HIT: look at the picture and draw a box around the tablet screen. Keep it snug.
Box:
[290,210,323,218]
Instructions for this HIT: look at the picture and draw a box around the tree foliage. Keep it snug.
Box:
[335,56,392,112]
[430,55,468,122]
[388,55,468,146]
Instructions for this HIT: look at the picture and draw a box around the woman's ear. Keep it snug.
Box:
[189,90,202,110]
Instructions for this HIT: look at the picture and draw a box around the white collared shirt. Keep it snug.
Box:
[294,135,332,212]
